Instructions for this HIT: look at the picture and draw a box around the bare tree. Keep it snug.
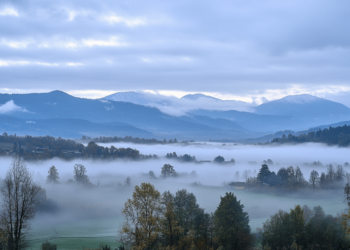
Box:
[336,165,345,181]
[46,165,59,184]
[243,170,249,182]
[309,170,319,189]
[326,164,335,181]
[0,154,42,250]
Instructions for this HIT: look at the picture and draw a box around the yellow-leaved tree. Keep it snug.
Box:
[120,183,163,250]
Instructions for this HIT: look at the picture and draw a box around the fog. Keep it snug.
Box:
[0,142,349,247]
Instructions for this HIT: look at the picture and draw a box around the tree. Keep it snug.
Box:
[214,156,225,163]
[289,205,305,247]
[160,191,182,247]
[46,165,59,184]
[73,164,89,185]
[261,210,291,249]
[257,164,271,184]
[294,166,305,188]
[148,171,156,179]
[0,154,42,250]
[41,241,57,250]
[161,164,177,178]
[214,192,251,250]
[326,164,335,181]
[120,183,162,250]
[277,167,289,186]
[173,189,200,237]
[336,165,345,182]
[124,177,131,187]
[309,170,319,189]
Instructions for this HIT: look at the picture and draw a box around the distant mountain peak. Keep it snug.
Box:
[278,94,322,104]
[181,93,221,101]
[49,90,70,95]
[103,91,152,105]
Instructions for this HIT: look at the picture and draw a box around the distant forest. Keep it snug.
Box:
[81,135,194,144]
[0,133,156,160]
[272,125,350,146]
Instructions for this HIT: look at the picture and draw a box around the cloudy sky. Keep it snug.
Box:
[1,0,350,105]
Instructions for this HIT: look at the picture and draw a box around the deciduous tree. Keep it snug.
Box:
[0,154,42,250]
[120,183,162,250]
[46,165,59,184]
[309,170,319,189]
[161,164,177,178]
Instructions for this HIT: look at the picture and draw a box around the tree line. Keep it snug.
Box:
[82,136,191,145]
[271,125,350,146]
[0,133,156,161]
[247,163,347,191]
[259,204,350,249]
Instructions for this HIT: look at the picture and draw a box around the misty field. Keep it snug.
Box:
[1,142,348,249]
[27,183,346,250]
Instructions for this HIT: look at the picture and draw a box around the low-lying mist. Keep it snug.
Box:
[0,142,349,241]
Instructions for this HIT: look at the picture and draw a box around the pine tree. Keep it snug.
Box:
[46,165,59,184]
[214,192,251,250]
[257,164,271,184]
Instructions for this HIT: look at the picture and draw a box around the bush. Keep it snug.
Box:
[41,241,57,250]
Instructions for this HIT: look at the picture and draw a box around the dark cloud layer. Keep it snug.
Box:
[1,0,350,102]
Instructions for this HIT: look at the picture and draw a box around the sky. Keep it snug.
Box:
[1,0,350,105]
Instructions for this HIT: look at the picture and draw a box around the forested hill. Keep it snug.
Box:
[271,125,350,146]
[0,133,155,160]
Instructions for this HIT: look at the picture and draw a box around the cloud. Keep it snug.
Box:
[0,7,18,16]
[103,14,146,27]
[82,37,128,47]
[104,91,255,116]
[0,60,83,67]
[0,40,29,48]
[0,0,350,106]
[0,100,27,113]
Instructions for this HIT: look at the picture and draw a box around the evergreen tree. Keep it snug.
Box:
[214,192,251,250]
[257,164,271,184]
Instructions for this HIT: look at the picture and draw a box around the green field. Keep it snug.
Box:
[27,216,123,250]
[27,183,347,250]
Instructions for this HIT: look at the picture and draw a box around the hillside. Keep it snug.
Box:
[254,94,350,124]
[271,125,350,146]
[0,91,256,139]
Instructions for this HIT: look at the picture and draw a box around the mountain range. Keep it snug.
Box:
[0,90,349,140]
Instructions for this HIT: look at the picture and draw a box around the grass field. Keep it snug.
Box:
[27,184,347,250]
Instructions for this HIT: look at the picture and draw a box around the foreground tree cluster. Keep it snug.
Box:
[119,183,252,250]
[260,205,350,249]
